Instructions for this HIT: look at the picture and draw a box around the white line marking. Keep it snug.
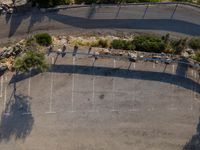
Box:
[133,62,136,69]
[92,73,95,111]
[0,76,3,98]
[169,107,178,110]
[23,75,31,115]
[153,63,155,69]
[147,107,154,111]
[113,59,116,68]
[172,64,175,74]
[3,76,9,115]
[111,59,116,112]
[194,71,197,79]
[71,57,75,113]
[46,57,56,114]
[190,104,193,110]
[129,108,140,112]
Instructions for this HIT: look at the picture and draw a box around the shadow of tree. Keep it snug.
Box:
[0,80,34,142]
[9,64,200,95]
[183,118,200,150]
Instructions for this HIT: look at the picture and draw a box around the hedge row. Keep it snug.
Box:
[113,36,200,53]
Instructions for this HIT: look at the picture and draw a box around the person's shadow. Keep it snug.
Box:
[183,117,200,150]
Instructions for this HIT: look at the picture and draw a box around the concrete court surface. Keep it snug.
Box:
[0,47,200,150]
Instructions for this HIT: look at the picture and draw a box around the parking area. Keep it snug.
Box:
[0,51,200,150]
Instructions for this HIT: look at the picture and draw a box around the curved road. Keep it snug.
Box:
[0,3,199,42]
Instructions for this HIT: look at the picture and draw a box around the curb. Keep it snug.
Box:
[42,2,200,12]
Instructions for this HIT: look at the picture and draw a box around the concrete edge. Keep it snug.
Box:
[42,2,200,12]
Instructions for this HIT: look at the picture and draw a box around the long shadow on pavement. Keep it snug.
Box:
[183,118,200,150]
[9,64,200,94]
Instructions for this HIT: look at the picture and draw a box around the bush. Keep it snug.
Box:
[35,33,52,46]
[193,52,200,62]
[111,39,135,50]
[14,51,49,73]
[189,37,200,50]
[133,35,165,53]
[98,39,109,48]
[171,38,188,54]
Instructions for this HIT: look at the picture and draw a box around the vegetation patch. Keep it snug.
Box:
[189,37,200,50]
[111,39,135,50]
[35,33,52,46]
[133,35,166,53]
[14,50,49,73]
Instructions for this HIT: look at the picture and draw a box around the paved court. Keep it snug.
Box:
[0,48,200,150]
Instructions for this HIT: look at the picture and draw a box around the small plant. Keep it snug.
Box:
[193,51,200,62]
[189,37,200,50]
[111,39,135,50]
[97,39,109,48]
[35,33,52,46]
[171,38,188,54]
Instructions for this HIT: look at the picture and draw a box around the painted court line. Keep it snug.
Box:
[111,59,117,112]
[172,64,175,74]
[92,60,96,112]
[46,57,56,114]
[70,57,76,113]
[153,62,155,69]
[133,62,136,69]
[0,76,3,98]
[3,75,10,115]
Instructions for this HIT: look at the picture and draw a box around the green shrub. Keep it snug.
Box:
[171,38,188,54]
[133,35,165,53]
[35,33,52,46]
[189,37,200,50]
[111,39,135,50]
[14,50,49,73]
[98,39,109,48]
[193,52,200,62]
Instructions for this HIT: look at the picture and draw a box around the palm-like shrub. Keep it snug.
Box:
[14,50,49,73]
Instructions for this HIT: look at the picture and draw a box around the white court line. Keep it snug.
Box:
[194,71,197,79]
[111,59,117,112]
[172,64,175,74]
[147,107,154,111]
[0,76,3,98]
[133,62,136,69]
[23,73,32,115]
[153,62,155,69]
[3,75,10,115]
[46,57,56,114]
[70,57,76,113]
[3,76,7,110]
[92,61,96,112]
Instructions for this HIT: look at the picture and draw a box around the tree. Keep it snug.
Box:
[14,50,49,73]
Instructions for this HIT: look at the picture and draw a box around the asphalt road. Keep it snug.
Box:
[0,47,200,150]
[0,3,199,43]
